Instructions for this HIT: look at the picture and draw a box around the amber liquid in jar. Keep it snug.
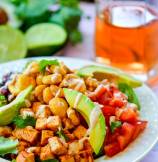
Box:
[95,2,158,74]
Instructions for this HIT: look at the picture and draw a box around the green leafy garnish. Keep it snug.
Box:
[13,115,36,128]
[118,83,141,110]
[13,0,56,30]
[59,0,79,8]
[49,4,82,44]
[56,129,69,142]
[39,59,60,72]
[69,29,83,45]
[110,121,122,133]
[0,94,7,107]
[0,137,19,155]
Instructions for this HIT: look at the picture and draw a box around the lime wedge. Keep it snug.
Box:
[25,23,67,56]
[0,25,27,63]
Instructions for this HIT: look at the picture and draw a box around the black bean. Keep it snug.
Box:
[0,86,10,96]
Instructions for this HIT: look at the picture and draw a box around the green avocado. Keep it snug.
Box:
[0,0,22,28]
[76,65,142,88]
[64,88,106,155]
[0,86,32,126]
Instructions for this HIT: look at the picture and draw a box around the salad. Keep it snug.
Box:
[0,59,147,162]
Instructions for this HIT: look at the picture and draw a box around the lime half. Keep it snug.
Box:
[0,26,27,63]
[25,23,67,56]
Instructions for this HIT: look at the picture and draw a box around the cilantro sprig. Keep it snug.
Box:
[110,121,122,133]
[56,129,69,142]
[13,115,36,128]
[39,59,60,72]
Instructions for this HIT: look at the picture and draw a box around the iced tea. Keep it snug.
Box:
[95,2,158,73]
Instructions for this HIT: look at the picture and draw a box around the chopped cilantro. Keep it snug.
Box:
[110,121,122,133]
[13,115,36,128]
[39,59,59,72]
[56,129,69,142]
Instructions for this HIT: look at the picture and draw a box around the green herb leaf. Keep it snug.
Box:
[69,29,82,45]
[0,137,19,155]
[39,59,60,72]
[56,129,69,142]
[13,115,36,128]
[59,0,79,8]
[0,94,7,107]
[110,121,122,133]
[118,83,141,110]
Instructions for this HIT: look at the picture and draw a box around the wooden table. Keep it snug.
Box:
[64,2,158,162]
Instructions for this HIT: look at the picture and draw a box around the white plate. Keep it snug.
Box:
[0,56,158,162]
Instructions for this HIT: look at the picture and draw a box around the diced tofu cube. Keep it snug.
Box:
[20,108,35,118]
[35,105,52,118]
[73,126,87,139]
[35,118,47,130]
[68,141,83,155]
[60,155,75,162]
[13,126,39,144]
[0,126,12,137]
[47,116,61,131]
[63,118,74,130]
[40,144,54,161]
[18,141,30,152]
[67,108,80,126]
[32,102,41,112]
[16,151,35,162]
[26,147,41,155]
[41,130,54,145]
[49,137,67,155]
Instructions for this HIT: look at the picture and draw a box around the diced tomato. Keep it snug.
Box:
[117,122,135,150]
[106,132,120,144]
[109,99,125,107]
[104,142,121,157]
[98,90,113,105]
[119,108,138,123]
[102,105,116,116]
[132,121,147,140]
[95,84,108,98]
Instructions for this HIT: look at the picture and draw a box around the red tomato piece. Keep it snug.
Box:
[117,122,135,150]
[102,105,116,116]
[109,99,125,107]
[98,91,113,105]
[120,108,138,123]
[132,121,147,140]
[95,84,108,98]
[106,132,120,145]
[104,142,121,157]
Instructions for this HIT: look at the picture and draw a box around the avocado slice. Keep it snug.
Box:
[0,86,32,126]
[0,0,22,28]
[64,88,106,155]
[76,65,142,88]
[0,136,19,155]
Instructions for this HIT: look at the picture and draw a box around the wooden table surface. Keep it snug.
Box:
[64,2,158,162]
